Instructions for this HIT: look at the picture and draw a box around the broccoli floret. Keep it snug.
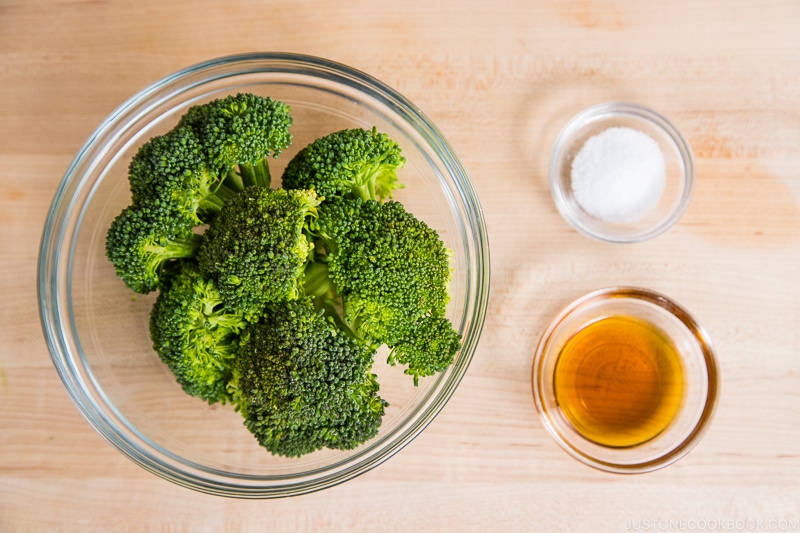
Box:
[387,315,462,385]
[234,298,386,457]
[149,260,247,404]
[281,127,404,202]
[314,198,461,384]
[127,126,241,225]
[105,204,202,294]
[197,186,321,320]
[317,198,452,328]
[110,95,294,296]
[179,93,292,188]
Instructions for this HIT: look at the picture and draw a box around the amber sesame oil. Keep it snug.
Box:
[553,315,685,448]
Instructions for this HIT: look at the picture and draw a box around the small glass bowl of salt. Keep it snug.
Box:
[550,102,694,243]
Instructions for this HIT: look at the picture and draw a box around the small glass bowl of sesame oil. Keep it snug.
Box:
[532,287,719,473]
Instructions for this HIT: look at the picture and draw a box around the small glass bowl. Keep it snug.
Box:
[550,102,694,243]
[38,53,490,498]
[532,287,719,474]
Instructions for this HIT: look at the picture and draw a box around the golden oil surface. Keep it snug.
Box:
[553,315,684,448]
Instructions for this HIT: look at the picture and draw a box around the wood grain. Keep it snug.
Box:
[2,0,800,530]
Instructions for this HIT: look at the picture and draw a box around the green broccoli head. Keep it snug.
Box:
[234,298,387,457]
[317,198,452,332]
[281,127,405,202]
[315,198,460,383]
[105,204,202,294]
[127,126,240,224]
[197,186,321,320]
[387,315,462,385]
[179,93,293,187]
[149,260,247,404]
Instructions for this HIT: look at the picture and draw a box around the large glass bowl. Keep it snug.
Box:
[38,53,490,498]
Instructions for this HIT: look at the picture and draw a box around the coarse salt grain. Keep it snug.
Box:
[570,126,666,224]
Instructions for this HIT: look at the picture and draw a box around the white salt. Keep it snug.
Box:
[570,126,666,224]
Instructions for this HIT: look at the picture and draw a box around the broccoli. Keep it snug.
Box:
[105,204,202,294]
[105,94,461,457]
[233,298,387,457]
[149,260,247,404]
[107,94,292,294]
[281,127,404,202]
[127,126,242,225]
[313,198,461,384]
[179,93,292,188]
[387,315,462,385]
[197,186,321,320]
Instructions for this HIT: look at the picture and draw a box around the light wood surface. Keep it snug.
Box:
[2,1,800,531]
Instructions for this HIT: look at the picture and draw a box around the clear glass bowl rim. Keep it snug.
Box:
[549,101,695,244]
[37,52,491,498]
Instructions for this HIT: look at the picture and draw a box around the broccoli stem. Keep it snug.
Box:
[353,166,381,201]
[216,182,239,200]
[141,233,204,280]
[208,313,249,331]
[163,233,204,257]
[198,295,242,329]
[238,159,271,189]
[303,261,365,340]
[199,194,225,212]
[238,163,257,188]
[198,183,240,216]
[319,299,361,340]
[303,261,336,299]
[254,158,271,188]
[354,185,371,202]
[225,168,245,192]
